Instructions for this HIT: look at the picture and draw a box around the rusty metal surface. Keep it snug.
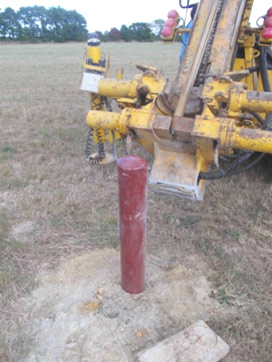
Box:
[82,0,272,200]
[233,127,272,153]
[238,0,254,41]
[208,0,246,77]
[174,117,195,143]
[170,0,222,129]
[230,89,272,114]
[153,116,172,140]
[98,78,138,98]
[194,0,225,86]
[192,114,272,155]
[149,143,207,201]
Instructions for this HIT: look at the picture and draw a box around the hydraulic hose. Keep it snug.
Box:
[260,47,271,92]
[199,47,272,180]
[266,47,272,62]
[246,65,272,73]
[248,111,265,126]
[260,47,272,128]
[199,109,268,180]
[199,151,253,180]
[179,0,198,9]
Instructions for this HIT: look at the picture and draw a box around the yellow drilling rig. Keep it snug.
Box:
[81,0,272,201]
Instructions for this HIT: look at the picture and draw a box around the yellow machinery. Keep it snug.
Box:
[81,1,272,200]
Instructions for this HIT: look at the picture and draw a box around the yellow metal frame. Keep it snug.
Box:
[82,0,272,200]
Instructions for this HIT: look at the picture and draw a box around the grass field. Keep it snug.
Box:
[0,42,271,361]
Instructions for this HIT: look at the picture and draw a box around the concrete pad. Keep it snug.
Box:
[136,320,230,362]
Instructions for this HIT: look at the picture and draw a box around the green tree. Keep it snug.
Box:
[95,30,108,42]
[102,31,110,42]
[62,9,88,41]
[0,6,87,42]
[46,7,87,42]
[0,10,5,37]
[1,7,21,39]
[150,19,164,38]
[120,25,131,42]
[18,6,48,41]
[108,27,121,41]
[129,22,153,42]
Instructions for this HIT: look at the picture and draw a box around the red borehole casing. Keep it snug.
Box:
[117,156,148,294]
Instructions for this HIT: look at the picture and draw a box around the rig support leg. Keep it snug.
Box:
[117,156,148,294]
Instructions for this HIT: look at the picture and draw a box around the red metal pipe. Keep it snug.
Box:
[117,156,148,294]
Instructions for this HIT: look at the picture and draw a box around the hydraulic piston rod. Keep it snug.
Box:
[230,90,272,113]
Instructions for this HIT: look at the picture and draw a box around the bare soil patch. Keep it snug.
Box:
[13,249,224,362]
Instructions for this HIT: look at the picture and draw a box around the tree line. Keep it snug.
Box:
[0,6,166,43]
[0,6,88,42]
[97,20,165,42]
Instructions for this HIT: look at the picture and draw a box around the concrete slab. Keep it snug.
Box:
[136,320,230,362]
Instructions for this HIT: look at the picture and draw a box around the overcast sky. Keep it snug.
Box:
[0,0,269,32]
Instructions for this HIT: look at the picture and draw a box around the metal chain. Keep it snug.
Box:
[85,94,107,165]
[194,0,225,86]
[96,129,105,159]
[85,128,105,165]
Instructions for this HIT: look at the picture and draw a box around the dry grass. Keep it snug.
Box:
[0,42,271,361]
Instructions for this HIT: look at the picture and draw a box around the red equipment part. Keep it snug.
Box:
[262,27,272,39]
[264,16,272,28]
[162,26,173,37]
[166,18,176,27]
[168,9,179,18]
[117,156,148,294]
[267,7,272,17]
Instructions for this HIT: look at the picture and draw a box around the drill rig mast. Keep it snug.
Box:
[81,0,272,200]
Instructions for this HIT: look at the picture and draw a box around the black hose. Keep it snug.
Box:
[226,153,265,176]
[199,153,267,180]
[266,47,272,63]
[260,47,272,129]
[199,46,272,180]
[199,151,253,180]
[245,65,272,73]
[260,47,271,92]
[247,110,265,126]
[179,0,198,9]
[199,114,268,180]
